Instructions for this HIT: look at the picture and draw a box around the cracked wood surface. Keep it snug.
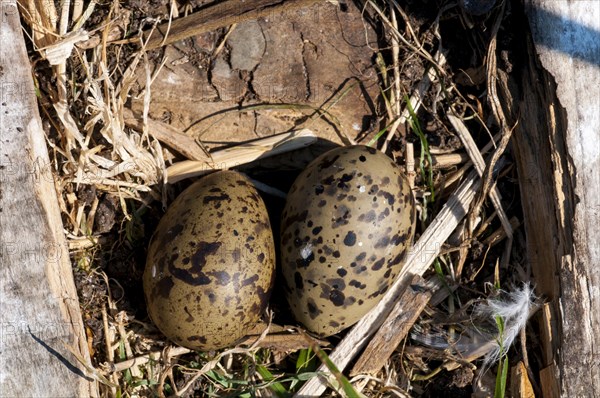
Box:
[0,2,97,395]
[143,0,321,50]
[132,0,379,153]
[516,1,600,396]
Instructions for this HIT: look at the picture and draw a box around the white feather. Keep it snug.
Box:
[474,283,538,368]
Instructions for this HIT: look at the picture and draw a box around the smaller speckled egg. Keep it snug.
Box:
[280,145,415,336]
[143,171,275,350]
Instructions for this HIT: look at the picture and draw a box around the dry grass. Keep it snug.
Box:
[19,0,539,396]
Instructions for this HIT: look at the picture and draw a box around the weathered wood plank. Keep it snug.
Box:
[517,1,600,396]
[0,2,97,395]
[350,274,433,376]
[142,0,321,50]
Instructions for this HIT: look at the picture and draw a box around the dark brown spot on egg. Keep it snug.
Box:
[378,208,390,221]
[329,289,345,307]
[391,233,408,246]
[343,231,357,246]
[231,248,241,262]
[337,268,347,277]
[254,221,269,235]
[375,236,390,248]
[187,335,207,344]
[307,298,322,319]
[282,210,309,231]
[183,306,194,322]
[169,241,221,285]
[153,276,174,299]
[349,279,366,289]
[358,210,376,223]
[318,154,340,170]
[208,270,230,286]
[241,274,259,287]
[359,155,366,162]
[203,193,230,204]
[206,291,217,303]
[257,253,265,263]
[318,199,327,207]
[256,285,271,308]
[377,190,395,205]
[294,272,304,290]
[337,173,354,189]
[296,252,315,269]
[327,278,346,291]
[162,224,184,245]
[371,258,385,271]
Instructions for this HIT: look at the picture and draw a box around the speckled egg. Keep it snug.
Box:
[143,171,275,350]
[280,145,415,336]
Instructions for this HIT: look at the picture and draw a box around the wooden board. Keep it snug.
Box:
[517,1,600,396]
[0,2,98,395]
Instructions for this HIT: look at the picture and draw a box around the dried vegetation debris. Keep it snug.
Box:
[18,0,540,396]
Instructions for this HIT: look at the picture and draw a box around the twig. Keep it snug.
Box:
[447,113,513,277]
[350,274,437,376]
[141,0,322,50]
[166,129,317,183]
[111,346,192,372]
[381,51,447,153]
[468,1,515,272]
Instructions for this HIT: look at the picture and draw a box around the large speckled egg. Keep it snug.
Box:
[280,145,415,336]
[143,171,275,350]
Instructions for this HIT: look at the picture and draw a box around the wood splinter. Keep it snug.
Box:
[350,274,435,376]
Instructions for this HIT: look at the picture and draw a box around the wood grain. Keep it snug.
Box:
[0,2,97,395]
[350,274,434,376]
[516,1,600,396]
[143,0,321,50]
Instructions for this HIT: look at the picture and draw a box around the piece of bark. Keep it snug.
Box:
[0,2,97,395]
[143,0,321,50]
[511,361,535,398]
[350,274,434,376]
[123,108,211,162]
[514,1,600,396]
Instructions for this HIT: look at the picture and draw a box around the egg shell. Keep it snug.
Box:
[280,145,415,336]
[143,170,275,350]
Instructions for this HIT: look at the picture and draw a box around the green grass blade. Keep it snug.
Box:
[311,344,366,398]
[494,356,509,398]
[256,365,289,398]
